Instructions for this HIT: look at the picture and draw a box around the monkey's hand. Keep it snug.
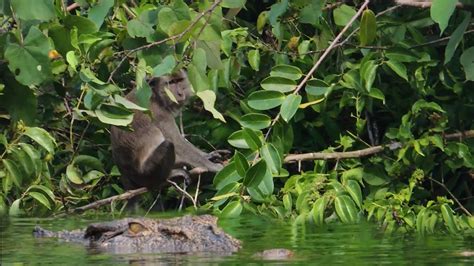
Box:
[168,169,191,186]
[206,149,232,163]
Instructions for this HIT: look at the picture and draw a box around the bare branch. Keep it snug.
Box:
[284,130,474,163]
[395,0,463,8]
[71,167,210,213]
[429,178,472,216]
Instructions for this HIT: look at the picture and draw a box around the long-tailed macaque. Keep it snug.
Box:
[110,70,223,192]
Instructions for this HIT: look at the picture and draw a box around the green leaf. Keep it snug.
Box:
[228,130,250,149]
[10,146,35,178]
[270,65,303,80]
[11,0,55,22]
[188,63,210,92]
[196,90,226,122]
[233,151,249,177]
[196,41,223,69]
[333,4,356,27]
[66,51,79,71]
[2,159,21,187]
[240,113,271,130]
[440,204,459,233]
[386,60,408,81]
[152,55,176,77]
[221,200,243,218]
[460,47,474,81]
[114,95,147,111]
[18,143,40,176]
[345,180,363,209]
[158,7,178,34]
[368,88,385,103]
[261,76,296,93]
[299,0,324,26]
[127,18,154,39]
[95,104,134,126]
[305,79,330,97]
[23,127,56,154]
[88,0,114,29]
[445,12,471,64]
[341,167,363,183]
[283,194,292,211]
[280,94,302,122]
[222,0,246,8]
[73,155,104,172]
[0,81,37,125]
[430,0,457,34]
[312,196,328,225]
[247,90,285,110]
[257,11,268,34]
[28,191,51,210]
[242,127,263,151]
[360,9,376,46]
[64,15,98,35]
[268,0,288,26]
[363,168,389,186]
[29,185,55,202]
[334,195,358,223]
[9,199,22,216]
[4,27,52,86]
[360,60,378,92]
[260,143,281,174]
[66,164,83,184]
[248,49,260,71]
[243,160,267,188]
[213,162,242,190]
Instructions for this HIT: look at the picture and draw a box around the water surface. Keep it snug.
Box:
[1,214,473,264]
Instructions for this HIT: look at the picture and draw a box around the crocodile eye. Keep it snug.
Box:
[128,222,147,234]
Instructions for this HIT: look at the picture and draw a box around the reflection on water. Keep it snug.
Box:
[1,213,473,265]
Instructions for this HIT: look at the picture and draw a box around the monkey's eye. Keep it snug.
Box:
[169,77,184,84]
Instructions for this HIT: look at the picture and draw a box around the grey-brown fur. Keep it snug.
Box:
[110,70,222,191]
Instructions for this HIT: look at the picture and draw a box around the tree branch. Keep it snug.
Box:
[429,178,472,216]
[71,167,208,213]
[395,0,463,8]
[284,130,474,163]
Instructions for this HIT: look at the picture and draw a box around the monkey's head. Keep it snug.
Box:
[150,70,193,114]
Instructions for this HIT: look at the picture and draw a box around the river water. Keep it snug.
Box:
[1,213,473,264]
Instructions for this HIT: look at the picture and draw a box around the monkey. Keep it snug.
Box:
[110,70,223,193]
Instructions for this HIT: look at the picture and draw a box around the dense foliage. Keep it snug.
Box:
[0,0,473,234]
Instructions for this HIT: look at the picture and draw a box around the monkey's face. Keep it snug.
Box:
[151,70,193,112]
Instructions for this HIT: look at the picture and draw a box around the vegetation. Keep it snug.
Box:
[0,0,473,234]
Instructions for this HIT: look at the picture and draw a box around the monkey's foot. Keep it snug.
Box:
[168,169,191,185]
[206,149,232,163]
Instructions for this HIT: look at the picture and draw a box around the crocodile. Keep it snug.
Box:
[33,215,241,254]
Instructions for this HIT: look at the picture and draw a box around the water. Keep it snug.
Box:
[1,214,473,265]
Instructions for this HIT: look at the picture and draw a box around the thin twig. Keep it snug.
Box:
[66,3,80,12]
[194,174,201,204]
[410,29,474,49]
[283,130,474,163]
[429,178,471,216]
[167,179,197,209]
[72,187,148,213]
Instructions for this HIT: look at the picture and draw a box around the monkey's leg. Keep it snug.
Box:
[138,141,176,190]
[173,139,223,173]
